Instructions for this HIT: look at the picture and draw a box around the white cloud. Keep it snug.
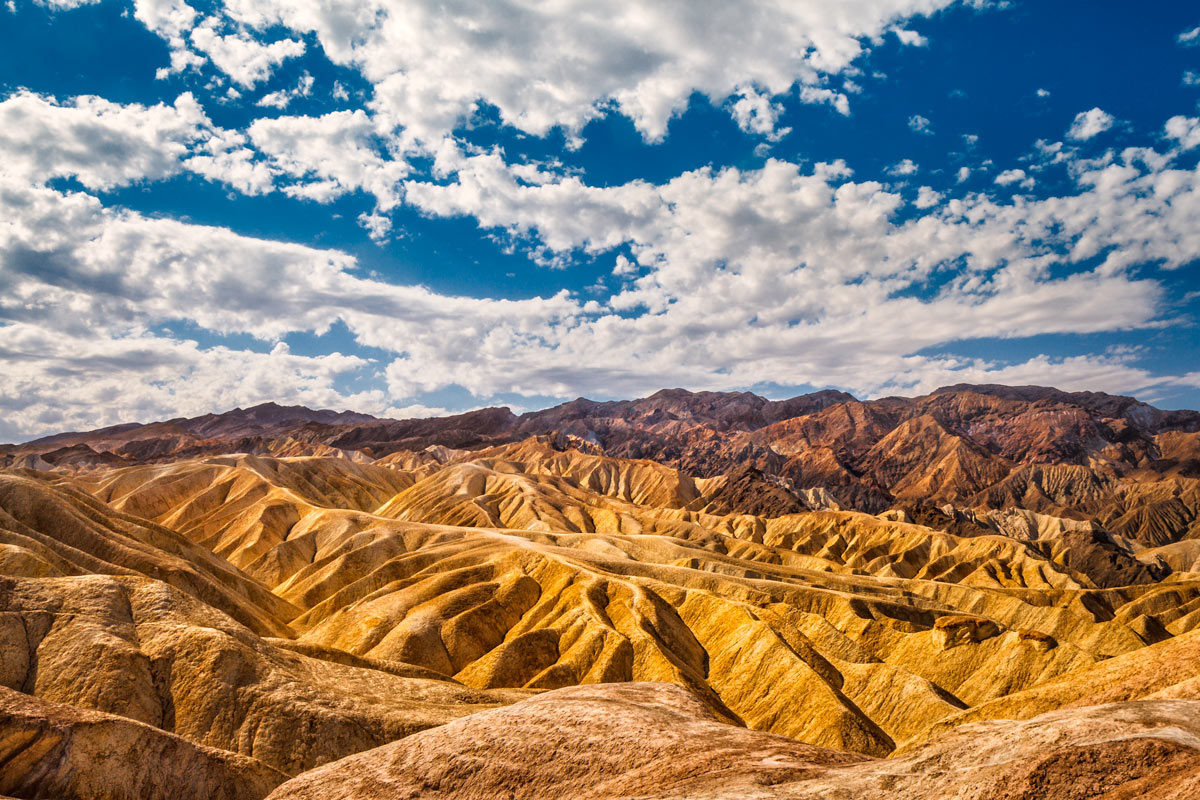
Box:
[188,17,305,88]
[256,71,314,110]
[382,403,456,420]
[994,168,1033,189]
[0,322,380,439]
[612,254,639,277]
[357,211,392,241]
[914,186,942,208]
[136,0,205,80]
[247,109,410,209]
[386,133,1200,404]
[797,86,851,116]
[729,87,791,141]
[1036,87,1051,98]
[183,128,274,194]
[1165,115,1200,151]
[1031,138,1069,168]
[1184,71,1200,87]
[4,74,1200,435]
[887,158,919,176]
[1067,107,1115,141]
[0,90,211,190]
[33,0,100,8]
[1179,26,1200,46]
[132,0,971,146]
[872,353,1163,400]
[1,136,1195,435]
[893,28,928,47]
[907,114,932,134]
[0,89,285,198]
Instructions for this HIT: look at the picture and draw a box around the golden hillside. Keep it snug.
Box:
[4,405,1200,798]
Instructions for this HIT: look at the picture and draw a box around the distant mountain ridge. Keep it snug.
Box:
[6,385,1200,555]
[21,401,378,449]
[15,385,1196,454]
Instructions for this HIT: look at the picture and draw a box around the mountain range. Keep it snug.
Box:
[2,384,1200,799]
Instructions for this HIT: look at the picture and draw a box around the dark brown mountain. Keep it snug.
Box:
[5,385,1200,549]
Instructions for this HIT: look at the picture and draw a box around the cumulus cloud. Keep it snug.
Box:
[388,132,1200,405]
[188,18,306,88]
[914,186,942,208]
[0,321,383,440]
[729,87,791,141]
[128,0,972,146]
[907,114,933,134]
[797,86,851,116]
[247,109,410,209]
[32,0,100,8]
[0,90,210,190]
[1067,107,1115,140]
[0,89,298,199]
[892,28,928,47]
[3,120,1198,435]
[994,168,1033,189]
[256,71,314,110]
[0,170,580,435]
[382,403,457,419]
[1165,115,1200,151]
[5,3,1200,435]
[26,118,1200,420]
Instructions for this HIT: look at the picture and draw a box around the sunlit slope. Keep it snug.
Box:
[84,454,416,583]
[0,467,527,781]
[7,438,1200,773]
[0,470,295,636]
[61,444,1200,756]
[909,624,1200,744]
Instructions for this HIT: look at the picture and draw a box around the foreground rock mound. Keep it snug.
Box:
[265,682,865,800]
[0,571,524,777]
[267,683,1200,800]
[0,685,285,800]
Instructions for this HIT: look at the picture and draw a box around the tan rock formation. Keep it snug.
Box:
[3,384,1200,798]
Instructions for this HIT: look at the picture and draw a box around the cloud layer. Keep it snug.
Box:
[1,0,1198,438]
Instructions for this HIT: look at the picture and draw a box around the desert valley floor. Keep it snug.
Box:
[2,385,1200,798]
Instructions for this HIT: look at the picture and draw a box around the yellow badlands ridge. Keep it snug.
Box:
[2,437,1200,798]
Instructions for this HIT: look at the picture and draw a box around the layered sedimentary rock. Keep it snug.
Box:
[2,385,1200,799]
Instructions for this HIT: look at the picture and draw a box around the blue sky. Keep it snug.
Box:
[1,0,1199,440]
